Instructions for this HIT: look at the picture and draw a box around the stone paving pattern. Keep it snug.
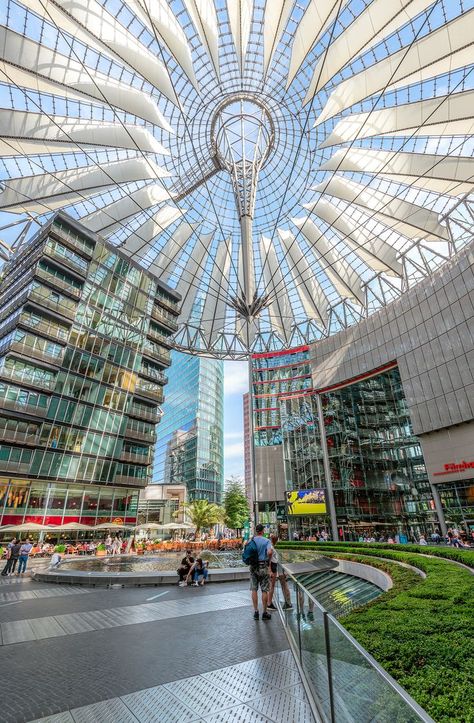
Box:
[0,575,312,723]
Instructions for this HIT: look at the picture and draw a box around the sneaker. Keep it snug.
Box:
[282,602,293,610]
[192,582,199,587]
[262,612,272,620]
[307,611,314,621]
[253,610,259,620]
[267,603,277,610]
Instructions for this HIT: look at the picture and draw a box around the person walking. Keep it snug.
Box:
[248,524,273,621]
[6,539,22,576]
[267,534,293,611]
[17,538,33,575]
[1,537,17,576]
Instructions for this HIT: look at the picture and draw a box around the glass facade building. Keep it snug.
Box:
[252,346,312,447]
[153,351,224,503]
[280,366,438,539]
[0,212,179,529]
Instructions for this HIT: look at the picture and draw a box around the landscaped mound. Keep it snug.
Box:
[278,542,474,723]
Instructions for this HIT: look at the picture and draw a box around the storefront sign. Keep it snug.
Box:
[433,461,474,477]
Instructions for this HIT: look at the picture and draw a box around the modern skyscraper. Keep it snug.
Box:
[0,212,179,527]
[250,346,312,522]
[153,351,224,504]
[243,392,253,510]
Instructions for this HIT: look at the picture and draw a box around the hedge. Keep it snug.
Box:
[278,540,474,568]
[278,542,474,723]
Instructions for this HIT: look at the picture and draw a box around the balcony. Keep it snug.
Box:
[29,289,77,320]
[127,404,161,423]
[1,397,49,418]
[139,366,168,385]
[19,316,69,343]
[142,344,171,366]
[0,461,30,474]
[0,428,40,446]
[134,381,164,404]
[114,474,148,487]
[50,226,94,259]
[125,425,157,443]
[35,266,82,299]
[151,305,178,332]
[44,244,89,278]
[0,366,56,390]
[9,341,64,367]
[147,325,173,348]
[155,291,179,315]
[120,450,151,464]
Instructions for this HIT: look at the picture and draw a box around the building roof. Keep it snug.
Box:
[0,0,472,357]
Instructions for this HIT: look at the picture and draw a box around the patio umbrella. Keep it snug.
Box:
[1,522,51,532]
[53,523,95,531]
[161,523,185,530]
[93,523,134,530]
[135,523,165,530]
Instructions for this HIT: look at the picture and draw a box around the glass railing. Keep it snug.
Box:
[278,566,434,723]
[151,304,178,331]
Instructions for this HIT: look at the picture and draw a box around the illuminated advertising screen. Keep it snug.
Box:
[286,488,326,515]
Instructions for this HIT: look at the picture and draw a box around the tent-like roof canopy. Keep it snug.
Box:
[0,0,473,358]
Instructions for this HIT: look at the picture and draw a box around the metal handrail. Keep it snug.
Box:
[280,564,435,723]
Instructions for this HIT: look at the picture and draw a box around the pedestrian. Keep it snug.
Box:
[267,534,292,611]
[4,539,22,576]
[1,537,17,576]
[177,549,194,586]
[17,538,33,575]
[105,534,113,554]
[187,556,209,586]
[246,523,273,621]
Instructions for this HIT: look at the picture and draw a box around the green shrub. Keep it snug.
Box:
[278,542,474,722]
[278,540,474,568]
[54,544,66,553]
[96,543,106,551]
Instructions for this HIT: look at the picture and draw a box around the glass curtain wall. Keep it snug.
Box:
[281,367,437,539]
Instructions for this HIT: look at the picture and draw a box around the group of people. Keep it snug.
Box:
[1,538,33,576]
[105,535,125,555]
[177,550,209,586]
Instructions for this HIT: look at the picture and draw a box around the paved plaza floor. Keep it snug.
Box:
[0,572,314,723]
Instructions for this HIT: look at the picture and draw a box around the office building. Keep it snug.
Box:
[153,351,224,504]
[0,213,179,528]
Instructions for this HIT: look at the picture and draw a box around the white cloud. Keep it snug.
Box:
[223,360,249,396]
[224,441,244,459]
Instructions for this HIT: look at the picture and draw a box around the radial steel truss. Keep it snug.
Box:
[0,0,473,358]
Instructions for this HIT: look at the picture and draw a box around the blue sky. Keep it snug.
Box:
[223,360,249,481]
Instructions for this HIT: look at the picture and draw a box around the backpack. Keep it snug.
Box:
[242,537,259,567]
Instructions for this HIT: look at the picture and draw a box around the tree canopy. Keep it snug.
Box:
[223,476,250,530]
[182,499,224,537]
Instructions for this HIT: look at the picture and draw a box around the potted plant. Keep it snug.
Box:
[96,543,107,557]
[54,544,66,554]
[136,542,145,555]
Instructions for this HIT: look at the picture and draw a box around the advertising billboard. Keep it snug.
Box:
[286,488,326,515]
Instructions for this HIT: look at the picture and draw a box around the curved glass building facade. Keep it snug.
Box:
[153,351,224,504]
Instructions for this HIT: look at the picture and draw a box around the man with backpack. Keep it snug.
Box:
[242,524,273,621]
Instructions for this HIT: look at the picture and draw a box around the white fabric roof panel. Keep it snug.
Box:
[304,197,403,276]
[292,216,365,304]
[314,11,474,123]
[176,231,214,321]
[306,0,436,99]
[184,0,220,78]
[277,228,329,327]
[315,176,450,241]
[320,148,474,197]
[82,184,172,232]
[0,158,164,213]
[117,205,186,256]
[200,237,232,339]
[20,0,177,103]
[321,90,474,147]
[263,0,293,74]
[259,234,293,342]
[227,0,254,71]
[148,222,198,281]
[0,110,168,154]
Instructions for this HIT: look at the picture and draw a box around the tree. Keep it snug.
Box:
[223,476,250,531]
[181,499,224,539]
